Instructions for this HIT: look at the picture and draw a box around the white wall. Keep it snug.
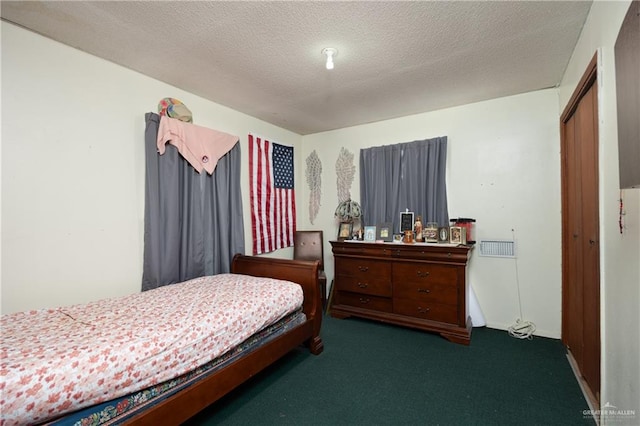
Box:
[1,22,301,314]
[301,89,563,337]
[558,0,639,421]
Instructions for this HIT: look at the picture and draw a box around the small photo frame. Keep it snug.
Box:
[438,227,450,243]
[377,222,393,242]
[338,222,353,241]
[399,211,414,233]
[424,227,439,243]
[449,226,467,244]
[393,234,403,243]
[364,226,377,242]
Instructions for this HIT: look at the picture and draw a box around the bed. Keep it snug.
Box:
[0,254,323,425]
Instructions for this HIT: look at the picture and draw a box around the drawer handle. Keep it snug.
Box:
[418,307,430,313]
[358,266,369,272]
[417,270,430,278]
[417,288,431,294]
[359,297,371,304]
[357,282,369,288]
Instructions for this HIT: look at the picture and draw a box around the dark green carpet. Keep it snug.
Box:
[185,315,594,425]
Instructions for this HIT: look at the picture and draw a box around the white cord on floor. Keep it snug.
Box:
[508,318,536,339]
[508,228,536,340]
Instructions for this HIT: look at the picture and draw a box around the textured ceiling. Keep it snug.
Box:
[1,1,592,135]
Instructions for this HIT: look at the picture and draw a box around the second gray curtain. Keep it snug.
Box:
[360,137,449,232]
[142,112,245,291]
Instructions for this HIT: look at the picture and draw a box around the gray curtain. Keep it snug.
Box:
[142,112,245,291]
[360,137,449,232]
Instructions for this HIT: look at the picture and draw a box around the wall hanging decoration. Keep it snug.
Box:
[334,147,359,238]
[335,147,355,203]
[305,150,322,225]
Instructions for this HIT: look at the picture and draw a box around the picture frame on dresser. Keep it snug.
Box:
[450,226,466,244]
[438,226,449,243]
[337,222,353,241]
[399,211,414,233]
[424,226,439,243]
[377,222,393,242]
[364,226,377,242]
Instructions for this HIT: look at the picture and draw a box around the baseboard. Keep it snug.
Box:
[566,351,600,425]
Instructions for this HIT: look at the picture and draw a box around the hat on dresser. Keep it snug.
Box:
[157,97,193,123]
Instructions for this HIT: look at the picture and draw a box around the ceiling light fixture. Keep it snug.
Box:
[322,48,337,70]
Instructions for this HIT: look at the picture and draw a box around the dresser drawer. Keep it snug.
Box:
[392,262,458,287]
[393,280,458,305]
[393,299,458,324]
[337,291,393,313]
[337,257,391,278]
[335,274,392,297]
[387,245,470,264]
[335,257,392,297]
[332,243,393,258]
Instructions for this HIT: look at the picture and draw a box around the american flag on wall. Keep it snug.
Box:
[249,134,296,255]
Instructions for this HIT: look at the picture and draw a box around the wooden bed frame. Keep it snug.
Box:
[125,254,324,425]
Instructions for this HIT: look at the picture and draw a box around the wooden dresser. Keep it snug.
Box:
[330,241,473,345]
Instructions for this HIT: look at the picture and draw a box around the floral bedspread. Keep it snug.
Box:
[0,274,303,425]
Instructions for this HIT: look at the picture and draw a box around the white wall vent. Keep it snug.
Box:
[479,240,516,258]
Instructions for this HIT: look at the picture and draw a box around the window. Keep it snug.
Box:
[360,137,449,232]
